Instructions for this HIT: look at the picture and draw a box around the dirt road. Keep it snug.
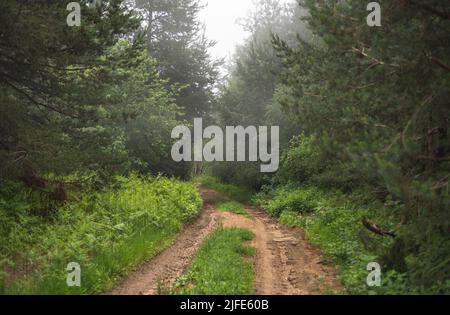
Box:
[109,188,340,295]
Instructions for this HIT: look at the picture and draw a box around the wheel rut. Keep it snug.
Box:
[108,187,341,295]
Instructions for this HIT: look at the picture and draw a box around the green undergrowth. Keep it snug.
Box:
[0,175,202,294]
[173,228,255,295]
[199,176,254,204]
[253,185,414,295]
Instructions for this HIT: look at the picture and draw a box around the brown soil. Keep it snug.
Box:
[108,187,341,295]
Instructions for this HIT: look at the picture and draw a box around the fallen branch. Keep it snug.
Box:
[430,56,450,72]
[362,217,396,238]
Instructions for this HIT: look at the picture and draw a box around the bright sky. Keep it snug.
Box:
[199,0,291,62]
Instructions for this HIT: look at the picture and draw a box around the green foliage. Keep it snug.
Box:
[279,211,305,228]
[200,176,254,204]
[0,175,202,294]
[269,0,450,293]
[210,0,305,187]
[134,0,220,120]
[0,1,194,181]
[0,0,142,178]
[211,162,265,192]
[277,134,320,184]
[277,134,373,192]
[174,228,255,295]
[255,184,450,294]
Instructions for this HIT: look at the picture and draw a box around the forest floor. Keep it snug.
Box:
[109,187,341,295]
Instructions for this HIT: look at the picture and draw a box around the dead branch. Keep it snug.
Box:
[430,56,450,72]
[362,217,396,238]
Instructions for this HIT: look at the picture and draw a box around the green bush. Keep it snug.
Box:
[277,134,372,193]
[278,135,321,184]
[254,185,319,217]
[279,211,305,228]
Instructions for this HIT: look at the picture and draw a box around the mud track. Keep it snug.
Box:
[109,188,341,295]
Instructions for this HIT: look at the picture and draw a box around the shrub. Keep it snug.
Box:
[279,211,305,228]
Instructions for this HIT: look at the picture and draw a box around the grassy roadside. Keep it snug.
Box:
[253,185,408,294]
[173,228,255,295]
[0,175,202,294]
[198,176,408,294]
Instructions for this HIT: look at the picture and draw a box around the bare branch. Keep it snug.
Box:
[430,56,450,72]
[362,218,396,238]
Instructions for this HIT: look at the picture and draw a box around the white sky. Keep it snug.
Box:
[199,0,292,62]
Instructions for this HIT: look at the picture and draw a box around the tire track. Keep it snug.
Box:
[108,187,341,295]
[109,204,220,295]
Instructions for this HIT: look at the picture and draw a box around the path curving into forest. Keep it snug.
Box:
[109,187,341,295]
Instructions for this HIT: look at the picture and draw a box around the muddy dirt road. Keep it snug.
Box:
[109,188,340,295]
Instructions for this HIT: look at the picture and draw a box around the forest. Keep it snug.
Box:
[0,0,449,295]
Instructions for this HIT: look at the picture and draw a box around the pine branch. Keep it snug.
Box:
[1,78,79,119]
[408,1,450,20]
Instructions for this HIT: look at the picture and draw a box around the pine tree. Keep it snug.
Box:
[133,0,220,120]
[273,0,450,292]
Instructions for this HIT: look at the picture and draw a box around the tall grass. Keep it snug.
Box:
[0,175,202,294]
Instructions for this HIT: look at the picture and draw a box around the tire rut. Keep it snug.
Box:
[108,204,220,295]
[108,187,341,295]
[221,206,341,294]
